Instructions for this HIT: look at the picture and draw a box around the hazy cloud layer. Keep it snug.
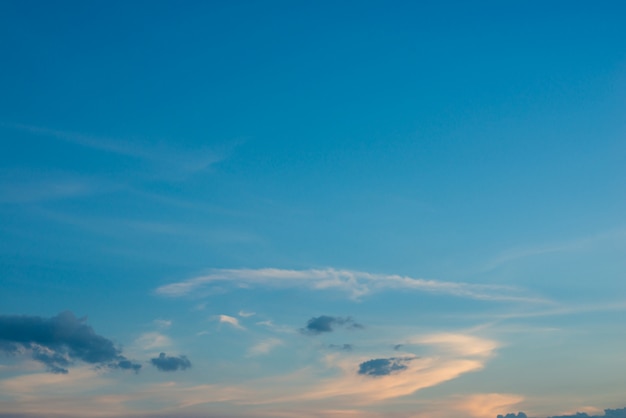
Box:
[301,316,363,335]
[150,352,192,372]
[0,311,140,373]
[498,410,626,418]
[155,268,547,302]
[549,409,626,418]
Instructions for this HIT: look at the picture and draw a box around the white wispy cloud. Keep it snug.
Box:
[155,267,547,303]
[0,169,103,203]
[239,310,256,317]
[481,227,626,272]
[256,320,294,334]
[4,122,226,174]
[134,332,172,350]
[153,319,172,329]
[247,338,283,357]
[216,314,245,330]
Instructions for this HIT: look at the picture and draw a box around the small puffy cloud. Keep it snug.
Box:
[217,315,245,330]
[358,357,414,377]
[0,311,140,374]
[238,310,255,318]
[150,352,191,372]
[301,316,363,335]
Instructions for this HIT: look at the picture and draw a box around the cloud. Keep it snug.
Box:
[256,320,294,334]
[217,315,245,330]
[277,332,501,404]
[357,357,414,377]
[238,310,256,317]
[135,332,172,350]
[456,393,525,418]
[116,359,142,372]
[301,316,363,335]
[247,338,283,356]
[410,333,499,357]
[4,122,226,175]
[155,268,547,303]
[150,352,192,372]
[0,173,94,203]
[153,319,172,329]
[546,409,626,418]
[0,311,140,374]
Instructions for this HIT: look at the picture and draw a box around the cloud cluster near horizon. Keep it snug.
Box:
[498,408,626,418]
[155,268,546,302]
[0,311,140,374]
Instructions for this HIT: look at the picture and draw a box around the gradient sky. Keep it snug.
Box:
[1,1,625,417]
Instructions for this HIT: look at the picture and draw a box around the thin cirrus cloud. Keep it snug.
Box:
[0,173,95,203]
[3,122,226,175]
[247,338,283,357]
[134,332,172,351]
[0,311,141,374]
[155,267,547,302]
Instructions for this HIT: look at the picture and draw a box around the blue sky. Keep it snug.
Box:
[1,1,625,417]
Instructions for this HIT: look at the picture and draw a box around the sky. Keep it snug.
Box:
[0,1,625,417]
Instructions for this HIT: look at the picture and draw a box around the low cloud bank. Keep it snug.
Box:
[498,408,626,418]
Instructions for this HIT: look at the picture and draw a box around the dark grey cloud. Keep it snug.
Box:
[150,352,191,372]
[497,414,527,418]
[301,315,363,335]
[357,357,414,377]
[0,311,141,373]
[393,344,403,351]
[116,358,142,372]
